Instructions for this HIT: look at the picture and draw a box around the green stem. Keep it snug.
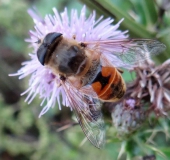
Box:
[80,0,156,38]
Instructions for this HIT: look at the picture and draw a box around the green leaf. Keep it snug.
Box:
[80,0,156,38]
[130,0,158,27]
[145,144,168,160]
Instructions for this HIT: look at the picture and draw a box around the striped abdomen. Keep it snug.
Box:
[91,66,126,102]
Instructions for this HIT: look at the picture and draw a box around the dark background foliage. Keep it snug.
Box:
[1,0,170,160]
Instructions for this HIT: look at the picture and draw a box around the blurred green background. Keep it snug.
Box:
[1,0,170,160]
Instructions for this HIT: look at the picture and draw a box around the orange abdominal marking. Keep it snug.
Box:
[91,67,125,102]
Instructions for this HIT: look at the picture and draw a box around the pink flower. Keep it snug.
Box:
[9,6,128,117]
[125,99,136,108]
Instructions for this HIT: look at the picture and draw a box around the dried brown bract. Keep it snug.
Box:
[126,59,170,116]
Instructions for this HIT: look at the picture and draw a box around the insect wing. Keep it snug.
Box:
[84,39,166,66]
[62,81,105,148]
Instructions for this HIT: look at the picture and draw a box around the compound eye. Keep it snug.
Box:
[37,32,63,66]
[37,44,47,65]
[43,32,62,45]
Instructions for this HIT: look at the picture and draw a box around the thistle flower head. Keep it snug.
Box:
[112,99,146,138]
[126,59,170,116]
[10,6,128,117]
[110,56,170,138]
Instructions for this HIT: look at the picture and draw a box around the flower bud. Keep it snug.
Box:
[112,99,146,138]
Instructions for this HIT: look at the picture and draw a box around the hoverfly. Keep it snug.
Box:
[37,32,166,148]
